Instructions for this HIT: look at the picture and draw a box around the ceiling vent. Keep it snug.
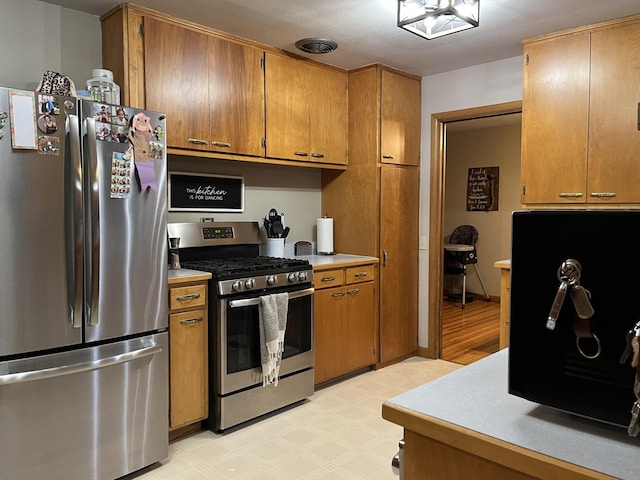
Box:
[295,38,338,54]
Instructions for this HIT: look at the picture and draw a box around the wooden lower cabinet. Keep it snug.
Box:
[494,260,511,349]
[314,263,377,384]
[168,280,209,432]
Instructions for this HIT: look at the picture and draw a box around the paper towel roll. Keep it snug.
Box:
[317,217,334,254]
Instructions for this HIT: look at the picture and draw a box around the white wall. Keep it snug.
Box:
[168,157,322,252]
[0,0,102,90]
[419,57,524,347]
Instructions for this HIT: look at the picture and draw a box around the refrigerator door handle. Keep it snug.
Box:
[0,344,162,386]
[85,116,100,326]
[68,113,83,328]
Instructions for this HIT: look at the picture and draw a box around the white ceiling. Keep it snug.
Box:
[43,0,639,77]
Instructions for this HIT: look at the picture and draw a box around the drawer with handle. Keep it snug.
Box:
[346,265,375,284]
[170,284,206,310]
[170,309,205,328]
[314,269,345,290]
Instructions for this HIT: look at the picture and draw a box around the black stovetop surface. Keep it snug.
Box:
[181,256,311,278]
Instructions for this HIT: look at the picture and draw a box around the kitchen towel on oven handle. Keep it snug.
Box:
[258,292,289,386]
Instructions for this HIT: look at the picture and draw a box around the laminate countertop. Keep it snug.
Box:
[383,349,637,479]
[167,268,212,285]
[295,254,379,269]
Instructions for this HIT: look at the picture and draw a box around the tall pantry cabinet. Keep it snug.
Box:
[322,65,421,365]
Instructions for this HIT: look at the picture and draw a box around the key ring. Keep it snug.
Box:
[576,333,601,359]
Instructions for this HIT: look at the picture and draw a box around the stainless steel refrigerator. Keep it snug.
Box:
[0,87,168,480]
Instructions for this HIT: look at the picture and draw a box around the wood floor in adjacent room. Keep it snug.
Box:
[441,296,501,365]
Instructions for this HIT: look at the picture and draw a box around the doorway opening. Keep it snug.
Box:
[426,101,522,362]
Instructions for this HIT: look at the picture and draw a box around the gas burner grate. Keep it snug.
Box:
[182,256,310,276]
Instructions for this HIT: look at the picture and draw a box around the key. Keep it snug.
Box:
[547,280,568,330]
[569,285,595,320]
[620,329,636,364]
[559,259,582,285]
[547,259,583,331]
[632,337,640,368]
[634,375,640,400]
[628,400,640,437]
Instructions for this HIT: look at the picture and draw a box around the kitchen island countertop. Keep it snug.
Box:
[383,349,633,479]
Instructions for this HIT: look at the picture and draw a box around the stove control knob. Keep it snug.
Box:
[232,281,243,292]
[287,273,298,283]
[244,279,255,290]
[267,275,277,286]
[297,272,308,282]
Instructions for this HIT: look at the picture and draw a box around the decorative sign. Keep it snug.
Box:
[467,166,499,212]
[9,89,37,150]
[169,172,244,212]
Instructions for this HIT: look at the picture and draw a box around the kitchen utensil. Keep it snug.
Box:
[263,217,273,237]
[272,216,284,237]
[282,226,290,239]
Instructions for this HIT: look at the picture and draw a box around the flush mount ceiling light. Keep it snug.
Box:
[295,38,339,54]
[398,0,480,40]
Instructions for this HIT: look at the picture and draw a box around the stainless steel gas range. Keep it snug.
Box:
[167,222,314,431]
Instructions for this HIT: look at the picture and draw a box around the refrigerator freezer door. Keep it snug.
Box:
[0,332,169,480]
[81,101,168,343]
[0,88,82,357]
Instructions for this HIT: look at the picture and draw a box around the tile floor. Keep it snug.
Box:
[127,357,462,480]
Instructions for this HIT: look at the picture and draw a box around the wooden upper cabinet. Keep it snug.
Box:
[208,36,265,157]
[144,17,210,151]
[101,4,351,167]
[265,52,348,165]
[587,20,640,203]
[308,63,348,165]
[144,17,265,155]
[381,70,421,166]
[520,33,590,204]
[265,53,310,160]
[521,16,640,204]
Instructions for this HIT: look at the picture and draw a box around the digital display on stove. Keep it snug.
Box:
[202,226,234,239]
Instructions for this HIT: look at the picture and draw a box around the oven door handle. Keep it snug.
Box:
[228,287,315,308]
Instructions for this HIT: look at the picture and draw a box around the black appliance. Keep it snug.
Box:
[167,222,314,431]
[509,210,639,428]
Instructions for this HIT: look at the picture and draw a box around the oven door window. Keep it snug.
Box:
[225,290,312,375]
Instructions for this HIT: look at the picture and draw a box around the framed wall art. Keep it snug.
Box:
[467,166,499,212]
[168,172,244,212]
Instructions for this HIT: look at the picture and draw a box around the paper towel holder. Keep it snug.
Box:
[317,213,336,255]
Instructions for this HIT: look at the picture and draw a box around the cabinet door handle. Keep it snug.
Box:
[311,153,325,158]
[177,293,201,301]
[321,276,336,282]
[180,316,203,325]
[382,155,394,159]
[558,192,583,198]
[211,141,231,148]
[294,151,309,157]
[187,138,209,145]
[354,272,368,278]
[383,249,388,267]
[331,292,346,298]
[590,192,616,198]
[346,289,359,295]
